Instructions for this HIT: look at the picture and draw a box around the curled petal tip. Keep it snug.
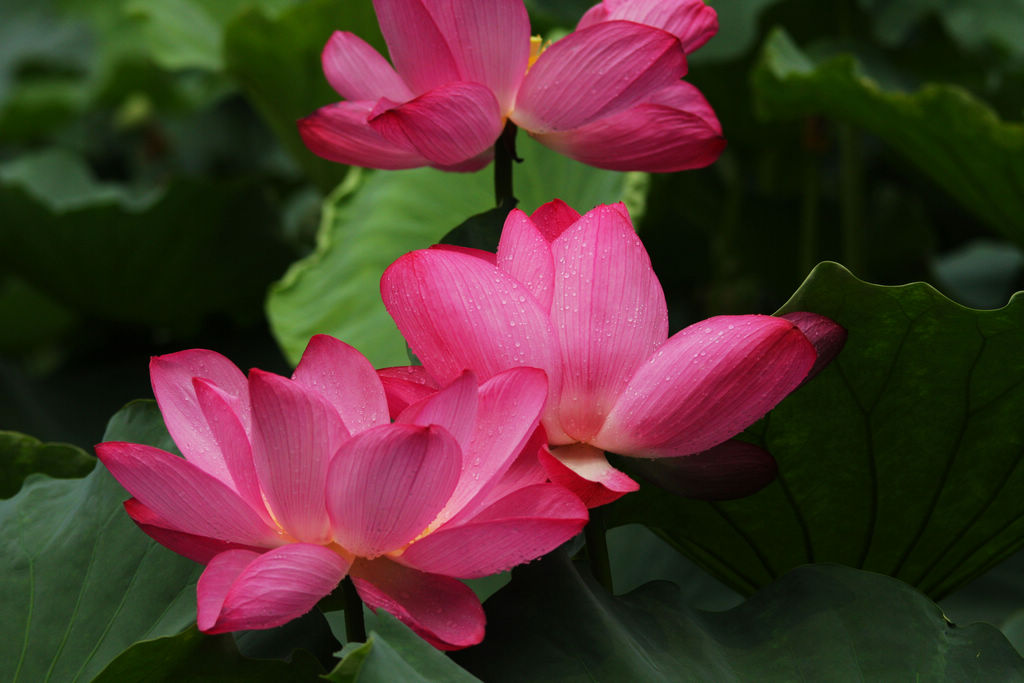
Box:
[780,311,847,383]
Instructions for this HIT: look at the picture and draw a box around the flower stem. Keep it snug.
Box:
[342,576,366,643]
[584,505,614,593]
[494,120,520,208]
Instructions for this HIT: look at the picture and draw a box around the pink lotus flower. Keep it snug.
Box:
[381,201,842,506]
[95,335,587,649]
[298,0,725,173]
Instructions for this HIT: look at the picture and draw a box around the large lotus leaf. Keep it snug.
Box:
[454,551,1023,681]
[0,431,94,499]
[751,28,1024,248]
[0,400,200,683]
[610,262,1024,600]
[123,0,301,72]
[91,626,325,682]
[326,612,480,683]
[267,135,646,368]
[858,0,1024,57]
[223,0,383,191]
[0,148,289,329]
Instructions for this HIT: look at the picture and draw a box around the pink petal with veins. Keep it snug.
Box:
[596,315,816,457]
[249,370,348,545]
[197,545,349,634]
[398,483,587,577]
[533,82,725,172]
[298,101,430,169]
[369,82,503,167]
[149,349,249,478]
[371,0,460,94]
[192,379,268,523]
[513,21,687,133]
[96,442,281,547]
[530,199,582,241]
[381,250,562,433]
[326,423,462,558]
[539,443,638,508]
[322,31,413,102]
[351,556,485,650]
[434,367,548,527]
[421,0,530,113]
[549,204,667,442]
[577,0,719,54]
[496,209,555,312]
[378,366,441,418]
[292,334,390,435]
[124,498,266,565]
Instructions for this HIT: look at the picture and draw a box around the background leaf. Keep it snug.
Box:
[0,148,290,330]
[266,136,647,368]
[223,0,383,191]
[325,612,480,683]
[454,551,1024,681]
[611,262,1024,599]
[91,626,325,682]
[0,431,93,499]
[752,27,1024,249]
[0,400,199,682]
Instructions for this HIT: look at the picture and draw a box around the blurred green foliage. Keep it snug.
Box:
[2,0,1024,677]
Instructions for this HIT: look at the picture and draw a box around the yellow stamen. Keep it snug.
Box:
[528,35,548,71]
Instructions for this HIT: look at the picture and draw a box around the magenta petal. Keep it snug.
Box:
[576,0,719,54]
[533,82,726,172]
[96,442,281,547]
[630,439,778,501]
[399,483,587,578]
[530,199,582,241]
[381,248,561,392]
[322,31,413,102]
[298,101,430,169]
[513,21,687,133]
[539,443,639,508]
[192,379,269,524]
[249,370,348,544]
[419,0,530,113]
[780,311,847,383]
[292,335,390,435]
[124,498,265,565]
[350,556,485,650]
[326,424,462,558]
[597,315,817,457]
[371,0,461,94]
[435,367,549,527]
[465,426,549,511]
[496,209,555,312]
[150,350,248,476]
[197,544,350,634]
[369,82,503,166]
[378,366,441,418]
[550,205,668,442]
[396,371,478,449]
[576,3,609,30]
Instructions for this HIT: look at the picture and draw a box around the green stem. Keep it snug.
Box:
[342,577,366,643]
[493,120,520,208]
[838,123,864,274]
[585,505,614,593]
